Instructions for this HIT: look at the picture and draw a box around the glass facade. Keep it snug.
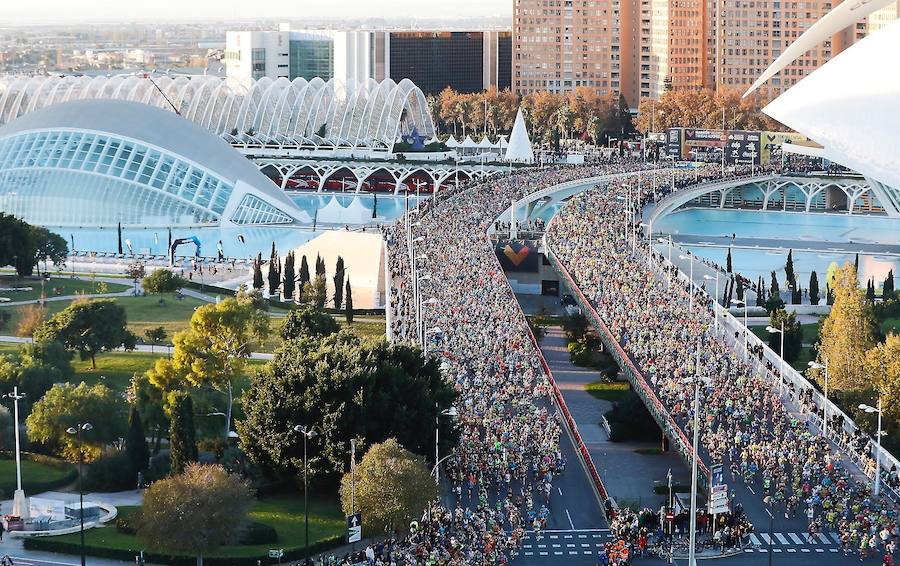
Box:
[289,39,333,81]
[389,32,486,95]
[0,129,291,228]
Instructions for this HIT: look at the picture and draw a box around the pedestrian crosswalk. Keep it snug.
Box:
[520,529,611,558]
[745,532,845,554]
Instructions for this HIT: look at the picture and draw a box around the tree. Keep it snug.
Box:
[340,439,438,535]
[767,309,803,362]
[25,382,126,461]
[884,270,896,302]
[127,373,168,455]
[0,340,73,412]
[785,249,795,288]
[138,463,253,566]
[312,274,327,310]
[148,295,268,439]
[267,243,280,297]
[864,334,900,424]
[125,261,146,296]
[282,251,296,301]
[866,278,876,304]
[0,212,36,276]
[726,248,732,273]
[238,333,457,484]
[280,306,340,341]
[34,299,136,368]
[31,226,68,275]
[818,264,877,391]
[142,269,186,294]
[333,256,345,310]
[345,278,354,325]
[125,406,150,480]
[167,391,198,474]
[809,271,821,306]
[144,327,167,353]
[252,254,264,290]
[298,255,310,302]
[765,271,784,313]
[315,254,326,278]
[756,276,766,307]
[854,253,860,277]
[735,276,744,302]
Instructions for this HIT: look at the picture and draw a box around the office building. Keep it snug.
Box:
[225,25,334,83]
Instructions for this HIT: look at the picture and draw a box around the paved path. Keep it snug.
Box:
[537,327,689,509]
[0,336,274,360]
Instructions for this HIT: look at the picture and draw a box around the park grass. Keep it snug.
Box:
[585,380,630,402]
[0,275,129,302]
[51,496,344,559]
[750,322,820,345]
[0,458,76,495]
[337,314,386,341]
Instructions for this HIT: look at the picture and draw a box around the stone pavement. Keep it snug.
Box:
[537,326,690,509]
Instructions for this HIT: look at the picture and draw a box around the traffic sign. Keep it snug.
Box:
[347,513,362,543]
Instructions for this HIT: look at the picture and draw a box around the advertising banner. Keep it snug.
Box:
[709,464,730,514]
[495,240,540,273]
[760,131,807,164]
[725,130,761,165]
[664,128,683,160]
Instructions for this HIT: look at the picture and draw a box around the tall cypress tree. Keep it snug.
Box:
[168,392,198,474]
[854,253,860,277]
[884,269,895,302]
[770,270,780,298]
[344,278,354,324]
[866,278,876,304]
[299,255,310,302]
[785,249,795,288]
[282,252,296,301]
[333,256,345,309]
[726,248,733,273]
[252,254,264,290]
[315,254,326,277]
[809,271,820,305]
[756,276,766,307]
[125,406,150,480]
[736,275,745,302]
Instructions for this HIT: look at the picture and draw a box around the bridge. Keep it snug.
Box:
[645,173,899,226]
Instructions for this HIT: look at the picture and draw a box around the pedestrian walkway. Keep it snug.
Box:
[520,528,611,559]
[744,531,846,554]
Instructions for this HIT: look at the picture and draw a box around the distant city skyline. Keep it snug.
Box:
[1,0,512,25]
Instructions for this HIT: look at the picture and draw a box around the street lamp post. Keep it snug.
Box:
[640,222,653,269]
[4,387,27,518]
[66,422,93,566]
[293,425,317,566]
[678,253,694,312]
[703,274,719,334]
[808,359,829,438]
[730,299,748,360]
[766,321,785,395]
[682,351,707,566]
[434,406,458,483]
[859,400,883,496]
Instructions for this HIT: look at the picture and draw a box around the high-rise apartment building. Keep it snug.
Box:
[513,0,898,106]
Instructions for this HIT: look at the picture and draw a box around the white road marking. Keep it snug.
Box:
[816,549,824,553]
[558,487,563,496]
[13,560,76,566]
[578,534,587,538]
[817,533,831,545]
[565,509,575,530]
[760,533,772,544]
[749,534,762,546]
[554,551,563,555]
[775,533,789,545]
[830,533,842,545]
[788,532,803,544]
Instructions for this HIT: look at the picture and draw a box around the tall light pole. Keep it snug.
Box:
[731,299,748,360]
[766,321,785,395]
[66,422,93,566]
[417,273,432,347]
[809,359,829,438]
[682,351,707,566]
[679,254,694,312]
[434,406,458,482]
[293,425,317,566]
[4,387,27,518]
[859,400,884,496]
[703,274,719,334]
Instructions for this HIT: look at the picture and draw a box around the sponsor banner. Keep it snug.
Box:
[725,130,761,164]
[664,128,683,160]
[495,240,540,272]
[760,131,807,164]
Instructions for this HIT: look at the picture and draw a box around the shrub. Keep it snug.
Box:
[116,512,140,535]
[239,521,278,545]
[142,269,186,295]
[83,450,137,492]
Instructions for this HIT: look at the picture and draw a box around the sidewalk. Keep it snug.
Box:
[538,326,690,509]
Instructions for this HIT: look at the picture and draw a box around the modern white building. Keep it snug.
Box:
[225,24,334,84]
[0,99,309,228]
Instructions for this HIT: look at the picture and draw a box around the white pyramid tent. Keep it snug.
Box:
[505,108,534,163]
[444,136,460,148]
[478,136,494,149]
[427,135,440,145]
[461,135,478,148]
[496,135,509,150]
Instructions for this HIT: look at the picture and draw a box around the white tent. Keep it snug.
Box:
[315,196,372,224]
[496,135,509,150]
[505,108,534,163]
[460,135,478,148]
[426,135,440,145]
[477,136,494,149]
[445,136,460,148]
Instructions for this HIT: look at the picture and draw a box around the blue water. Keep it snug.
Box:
[656,209,900,246]
[57,192,423,259]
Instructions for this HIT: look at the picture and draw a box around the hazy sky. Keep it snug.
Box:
[2,0,512,25]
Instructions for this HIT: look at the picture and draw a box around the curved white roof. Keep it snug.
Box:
[0,75,435,152]
[0,98,299,211]
[763,20,900,197]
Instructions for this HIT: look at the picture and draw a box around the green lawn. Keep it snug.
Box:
[337,315,386,341]
[585,380,631,402]
[0,275,128,302]
[50,496,344,559]
[750,322,820,345]
[0,458,76,495]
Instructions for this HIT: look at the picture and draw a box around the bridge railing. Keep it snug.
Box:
[544,238,712,491]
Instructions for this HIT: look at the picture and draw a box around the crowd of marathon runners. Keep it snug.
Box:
[546,168,900,562]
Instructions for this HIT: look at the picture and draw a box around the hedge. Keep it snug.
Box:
[24,535,345,566]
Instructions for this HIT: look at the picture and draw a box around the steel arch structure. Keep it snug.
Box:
[0,75,435,153]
